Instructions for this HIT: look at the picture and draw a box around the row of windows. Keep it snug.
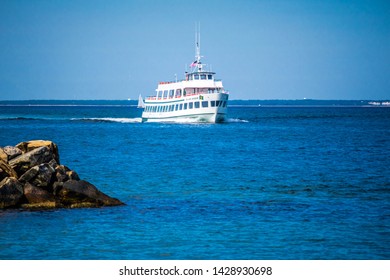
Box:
[144,100,227,113]
[187,74,213,80]
[156,88,222,99]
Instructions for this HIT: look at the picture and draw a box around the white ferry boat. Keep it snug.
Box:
[138,31,229,123]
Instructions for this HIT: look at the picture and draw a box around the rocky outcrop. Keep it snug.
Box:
[0,140,124,209]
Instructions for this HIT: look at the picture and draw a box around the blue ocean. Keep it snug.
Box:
[0,101,389,259]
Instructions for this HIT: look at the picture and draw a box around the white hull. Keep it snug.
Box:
[141,93,228,123]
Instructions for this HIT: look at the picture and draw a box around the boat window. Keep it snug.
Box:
[169,90,174,98]
[158,91,163,99]
[223,101,227,107]
[208,74,212,80]
[170,105,174,111]
[176,89,181,98]
[184,103,188,110]
[201,74,206,80]
[175,104,178,111]
[216,101,220,107]
[210,101,215,107]
[179,104,183,110]
[189,102,193,109]
[194,74,199,80]
[163,90,168,99]
[194,101,200,108]
[202,101,208,108]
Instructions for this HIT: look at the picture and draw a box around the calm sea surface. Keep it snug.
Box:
[0,104,389,259]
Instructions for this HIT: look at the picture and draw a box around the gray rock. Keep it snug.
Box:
[9,146,55,176]
[18,165,40,183]
[16,140,60,164]
[0,177,24,208]
[2,146,22,161]
[19,163,55,191]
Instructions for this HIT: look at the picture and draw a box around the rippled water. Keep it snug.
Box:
[0,105,389,259]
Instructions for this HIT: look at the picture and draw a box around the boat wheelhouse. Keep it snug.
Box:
[138,29,229,123]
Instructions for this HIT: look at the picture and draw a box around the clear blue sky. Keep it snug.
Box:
[0,0,389,100]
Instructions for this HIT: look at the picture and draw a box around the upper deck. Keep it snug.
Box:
[156,71,222,90]
[145,26,228,103]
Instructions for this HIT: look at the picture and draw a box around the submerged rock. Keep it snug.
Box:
[0,140,124,210]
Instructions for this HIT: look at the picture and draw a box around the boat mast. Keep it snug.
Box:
[196,23,201,66]
[191,22,202,73]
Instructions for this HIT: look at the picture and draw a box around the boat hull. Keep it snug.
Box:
[142,112,226,123]
[141,93,228,123]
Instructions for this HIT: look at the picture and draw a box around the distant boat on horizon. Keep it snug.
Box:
[137,27,229,123]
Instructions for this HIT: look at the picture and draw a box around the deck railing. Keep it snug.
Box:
[146,90,228,100]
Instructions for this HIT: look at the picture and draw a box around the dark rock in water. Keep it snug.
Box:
[23,182,56,207]
[0,140,124,210]
[58,180,124,207]
[0,177,24,208]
